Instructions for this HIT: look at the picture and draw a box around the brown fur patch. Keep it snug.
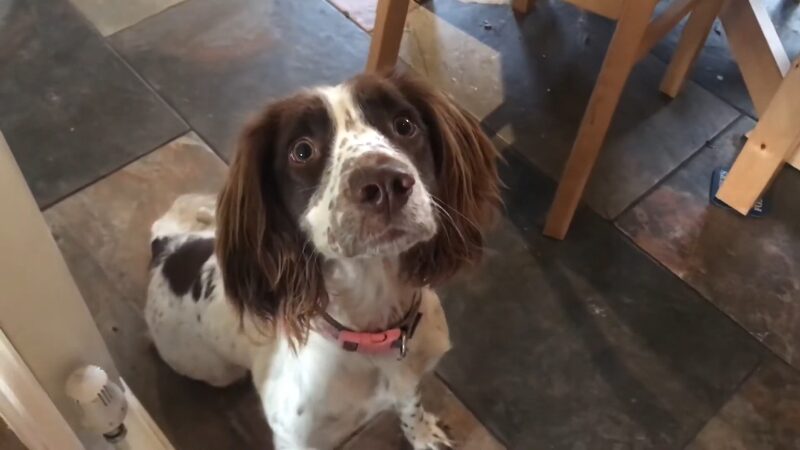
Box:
[161,238,214,298]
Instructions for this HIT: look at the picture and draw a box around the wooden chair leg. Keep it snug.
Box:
[512,0,536,14]
[366,0,410,73]
[716,59,800,214]
[719,0,790,116]
[660,0,725,98]
[543,0,658,240]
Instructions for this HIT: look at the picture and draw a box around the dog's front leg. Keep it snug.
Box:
[392,378,454,450]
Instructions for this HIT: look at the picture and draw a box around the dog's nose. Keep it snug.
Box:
[348,162,415,215]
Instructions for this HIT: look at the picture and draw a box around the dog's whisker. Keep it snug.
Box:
[432,194,481,232]
[433,199,466,247]
[431,202,457,247]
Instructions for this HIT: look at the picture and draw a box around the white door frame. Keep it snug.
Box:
[0,131,173,450]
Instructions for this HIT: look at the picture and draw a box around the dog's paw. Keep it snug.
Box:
[402,412,455,450]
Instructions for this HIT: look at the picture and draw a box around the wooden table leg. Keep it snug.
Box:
[716,59,800,214]
[365,0,410,74]
[543,0,658,239]
[660,0,725,97]
[719,0,790,116]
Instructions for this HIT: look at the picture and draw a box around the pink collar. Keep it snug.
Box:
[317,291,423,358]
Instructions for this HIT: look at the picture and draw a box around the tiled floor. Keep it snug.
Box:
[2,0,800,448]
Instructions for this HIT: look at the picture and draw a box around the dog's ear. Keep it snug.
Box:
[391,72,501,285]
[216,102,325,345]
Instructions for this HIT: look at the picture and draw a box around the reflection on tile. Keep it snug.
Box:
[44,134,273,449]
[421,0,738,218]
[400,5,505,121]
[111,0,369,159]
[617,116,800,368]
[686,359,800,450]
[434,142,763,448]
[651,0,800,117]
[341,376,505,450]
[0,0,186,208]
[70,0,186,36]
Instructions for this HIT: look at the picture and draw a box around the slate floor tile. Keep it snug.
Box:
[69,0,187,36]
[341,375,505,450]
[686,358,800,450]
[44,133,273,449]
[617,116,800,369]
[651,0,800,118]
[416,0,739,218]
[0,0,187,208]
[434,140,764,449]
[110,0,370,160]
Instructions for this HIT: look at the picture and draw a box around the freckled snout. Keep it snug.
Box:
[347,154,415,217]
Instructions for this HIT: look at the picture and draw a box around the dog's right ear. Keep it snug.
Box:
[216,104,325,344]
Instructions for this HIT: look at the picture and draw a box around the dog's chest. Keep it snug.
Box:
[260,337,395,447]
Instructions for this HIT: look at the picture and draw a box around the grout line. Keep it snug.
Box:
[432,371,511,449]
[102,42,229,163]
[67,0,229,163]
[611,113,745,222]
[36,0,227,210]
[678,359,762,450]
[106,1,188,39]
[322,0,373,34]
[613,223,783,365]
[40,128,188,211]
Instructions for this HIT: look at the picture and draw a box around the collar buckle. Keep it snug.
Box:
[399,331,409,359]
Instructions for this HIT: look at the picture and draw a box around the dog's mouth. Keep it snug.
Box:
[319,189,438,258]
[330,218,435,258]
[360,224,415,250]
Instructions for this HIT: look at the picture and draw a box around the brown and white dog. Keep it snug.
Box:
[145,72,500,449]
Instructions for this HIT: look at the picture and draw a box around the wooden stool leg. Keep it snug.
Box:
[366,0,410,73]
[660,0,725,98]
[716,59,800,214]
[512,0,536,14]
[543,0,657,239]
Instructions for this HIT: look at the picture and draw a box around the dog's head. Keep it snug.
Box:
[216,72,500,341]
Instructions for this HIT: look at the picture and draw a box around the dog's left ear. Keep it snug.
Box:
[216,101,325,345]
[391,72,501,285]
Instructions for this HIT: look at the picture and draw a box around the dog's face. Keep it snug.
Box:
[274,79,439,259]
[216,73,499,340]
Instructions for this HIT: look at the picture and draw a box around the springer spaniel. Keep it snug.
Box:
[145,72,500,449]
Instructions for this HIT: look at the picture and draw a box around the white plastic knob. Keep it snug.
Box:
[65,365,128,440]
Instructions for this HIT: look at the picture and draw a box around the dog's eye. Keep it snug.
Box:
[290,138,316,164]
[393,116,416,137]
